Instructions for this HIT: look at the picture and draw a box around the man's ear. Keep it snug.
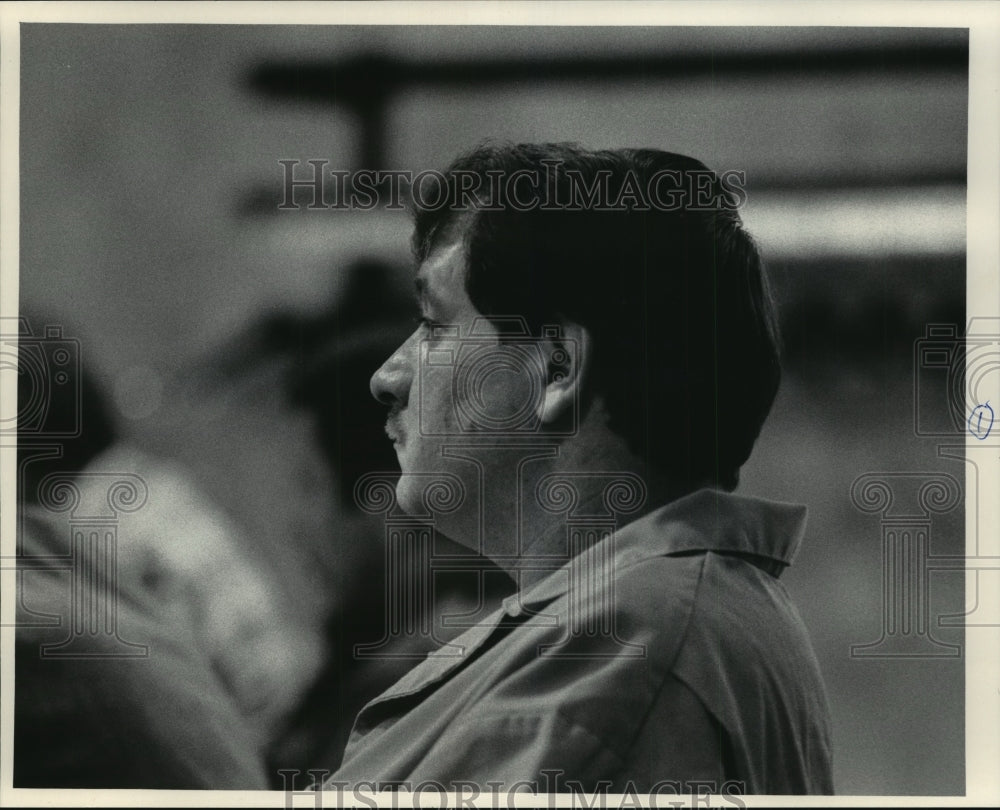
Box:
[537,319,590,428]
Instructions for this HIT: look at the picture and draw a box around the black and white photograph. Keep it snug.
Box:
[1,2,998,806]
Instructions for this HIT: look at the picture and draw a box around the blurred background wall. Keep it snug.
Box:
[17,24,967,794]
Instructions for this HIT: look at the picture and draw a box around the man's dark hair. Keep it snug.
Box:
[412,142,781,492]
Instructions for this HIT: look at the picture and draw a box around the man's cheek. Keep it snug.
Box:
[468,370,536,431]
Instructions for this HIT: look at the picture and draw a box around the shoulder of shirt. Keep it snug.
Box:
[542,546,789,680]
[508,552,709,682]
[467,555,712,762]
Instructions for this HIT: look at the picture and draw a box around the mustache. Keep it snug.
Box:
[384,405,404,442]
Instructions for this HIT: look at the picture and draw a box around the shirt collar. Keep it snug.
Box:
[504,488,808,613]
[353,489,807,717]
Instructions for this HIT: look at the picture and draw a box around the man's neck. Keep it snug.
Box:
[446,402,686,589]
[495,462,682,591]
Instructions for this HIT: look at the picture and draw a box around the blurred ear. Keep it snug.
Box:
[537,319,591,428]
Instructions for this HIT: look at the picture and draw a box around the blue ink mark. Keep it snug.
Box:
[968,401,994,440]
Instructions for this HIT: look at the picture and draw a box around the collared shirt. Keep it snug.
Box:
[328,489,834,795]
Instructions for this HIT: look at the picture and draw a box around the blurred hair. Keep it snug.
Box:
[17,311,117,504]
[412,142,781,491]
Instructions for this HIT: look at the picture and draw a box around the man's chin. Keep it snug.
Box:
[393,474,422,515]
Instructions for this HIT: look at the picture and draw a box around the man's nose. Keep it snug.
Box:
[370,340,414,406]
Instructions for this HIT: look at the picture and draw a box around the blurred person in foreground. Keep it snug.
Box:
[13,325,321,788]
[326,144,834,795]
[15,443,314,788]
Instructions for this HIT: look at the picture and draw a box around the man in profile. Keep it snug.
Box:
[328,143,833,795]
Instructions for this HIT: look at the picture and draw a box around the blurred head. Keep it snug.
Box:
[371,143,781,528]
[15,310,117,505]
